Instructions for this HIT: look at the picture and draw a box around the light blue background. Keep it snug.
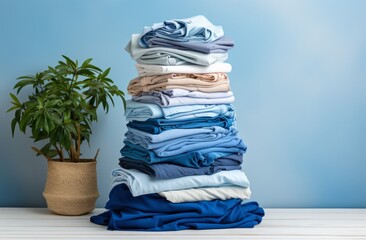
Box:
[1,0,365,208]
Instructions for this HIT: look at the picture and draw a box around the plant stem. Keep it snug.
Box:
[55,144,64,162]
[68,68,78,94]
[70,142,77,162]
[76,124,81,160]
[94,148,100,161]
[60,145,64,161]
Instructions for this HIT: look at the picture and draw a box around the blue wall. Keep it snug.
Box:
[1,0,365,208]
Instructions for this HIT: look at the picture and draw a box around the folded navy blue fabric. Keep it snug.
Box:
[120,139,246,168]
[90,184,265,231]
[119,153,243,179]
[127,115,234,134]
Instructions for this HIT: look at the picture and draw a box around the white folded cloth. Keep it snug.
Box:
[135,63,232,77]
[159,186,251,203]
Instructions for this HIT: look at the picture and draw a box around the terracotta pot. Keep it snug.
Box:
[43,160,99,216]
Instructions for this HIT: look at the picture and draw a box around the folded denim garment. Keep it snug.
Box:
[90,184,264,231]
[124,127,239,157]
[127,115,235,134]
[120,138,246,168]
[135,63,232,77]
[146,36,234,53]
[110,168,250,196]
[139,15,224,48]
[128,73,230,96]
[125,100,234,122]
[119,153,243,179]
[159,186,251,203]
[126,34,227,66]
[132,91,235,107]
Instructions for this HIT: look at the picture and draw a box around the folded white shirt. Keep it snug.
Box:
[159,186,251,203]
[111,168,250,197]
[162,89,234,98]
[135,63,232,77]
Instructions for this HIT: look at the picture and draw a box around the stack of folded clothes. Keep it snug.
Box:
[91,15,265,231]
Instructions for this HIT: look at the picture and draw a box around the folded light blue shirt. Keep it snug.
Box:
[111,168,250,197]
[139,15,224,47]
[125,100,235,121]
[132,90,235,107]
[125,100,163,121]
[126,34,228,66]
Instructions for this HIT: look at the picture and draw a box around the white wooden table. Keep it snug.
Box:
[1,208,365,239]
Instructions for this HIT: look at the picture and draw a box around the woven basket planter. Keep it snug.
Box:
[43,160,99,216]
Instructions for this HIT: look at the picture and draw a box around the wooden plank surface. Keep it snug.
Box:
[0,208,365,239]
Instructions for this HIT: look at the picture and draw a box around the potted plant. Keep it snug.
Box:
[8,55,125,216]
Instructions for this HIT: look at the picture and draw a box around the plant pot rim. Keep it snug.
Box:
[49,159,96,164]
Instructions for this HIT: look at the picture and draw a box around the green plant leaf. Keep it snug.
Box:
[84,64,102,72]
[44,115,51,133]
[9,93,21,108]
[62,55,76,68]
[77,69,94,77]
[19,113,31,133]
[39,143,52,156]
[81,58,93,67]
[7,105,20,113]
[103,77,114,84]
[10,118,18,137]
[58,61,67,66]
[46,149,58,158]
[14,79,35,94]
[99,67,111,80]
[35,115,44,132]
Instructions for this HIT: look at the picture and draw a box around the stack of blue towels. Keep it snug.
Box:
[91,15,264,231]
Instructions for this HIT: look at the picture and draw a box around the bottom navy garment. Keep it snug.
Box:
[90,184,265,231]
[127,115,235,134]
[119,153,243,179]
